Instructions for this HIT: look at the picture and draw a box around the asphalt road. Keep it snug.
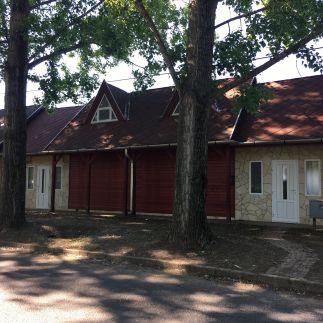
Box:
[0,253,322,323]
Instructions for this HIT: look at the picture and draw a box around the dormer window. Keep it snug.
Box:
[92,95,117,123]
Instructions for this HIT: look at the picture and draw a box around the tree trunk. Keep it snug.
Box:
[171,0,218,248]
[0,0,29,228]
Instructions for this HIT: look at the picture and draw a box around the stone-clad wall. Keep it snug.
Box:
[26,154,70,210]
[235,144,323,225]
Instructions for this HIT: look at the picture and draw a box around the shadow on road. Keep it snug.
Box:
[0,252,323,322]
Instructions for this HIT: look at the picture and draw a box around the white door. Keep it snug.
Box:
[272,160,299,223]
[36,166,50,209]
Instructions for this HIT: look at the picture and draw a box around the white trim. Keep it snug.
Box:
[230,108,243,140]
[26,165,35,190]
[172,103,179,116]
[249,160,263,195]
[304,159,321,197]
[272,160,299,224]
[91,95,118,124]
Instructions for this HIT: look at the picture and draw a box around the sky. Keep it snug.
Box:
[0,2,322,107]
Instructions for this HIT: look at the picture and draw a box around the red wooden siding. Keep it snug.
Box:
[136,150,176,214]
[135,147,234,217]
[207,147,235,217]
[69,154,88,209]
[69,147,235,217]
[69,152,124,211]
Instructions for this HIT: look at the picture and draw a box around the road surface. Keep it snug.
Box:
[0,253,322,322]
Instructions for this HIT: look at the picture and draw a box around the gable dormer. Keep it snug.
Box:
[92,95,117,123]
[86,80,128,124]
[161,89,180,117]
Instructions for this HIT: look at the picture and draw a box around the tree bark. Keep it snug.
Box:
[170,0,218,248]
[0,0,29,228]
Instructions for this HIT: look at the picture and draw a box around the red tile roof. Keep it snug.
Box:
[235,75,323,142]
[47,85,237,152]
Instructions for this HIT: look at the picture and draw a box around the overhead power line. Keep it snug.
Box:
[0,46,322,95]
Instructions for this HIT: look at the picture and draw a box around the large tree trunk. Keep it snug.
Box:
[0,0,29,228]
[171,0,218,248]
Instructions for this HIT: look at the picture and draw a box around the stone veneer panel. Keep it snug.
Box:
[235,144,323,225]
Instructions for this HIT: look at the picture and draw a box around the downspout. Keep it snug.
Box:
[125,148,136,216]
[123,149,130,216]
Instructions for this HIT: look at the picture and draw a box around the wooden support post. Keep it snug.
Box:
[132,159,137,216]
[50,155,57,212]
[226,147,232,223]
[124,152,129,216]
[86,155,92,214]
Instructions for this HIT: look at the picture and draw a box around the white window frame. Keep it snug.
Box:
[249,161,263,195]
[305,159,321,197]
[91,95,118,124]
[55,165,63,190]
[26,166,35,190]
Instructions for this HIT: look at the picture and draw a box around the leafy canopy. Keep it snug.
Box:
[0,0,180,108]
[0,0,322,111]
[131,0,323,112]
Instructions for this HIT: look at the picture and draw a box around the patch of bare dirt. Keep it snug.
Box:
[0,213,292,275]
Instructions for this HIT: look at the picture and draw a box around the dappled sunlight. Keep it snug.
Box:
[232,282,263,293]
[150,249,206,266]
[99,133,114,145]
[119,135,134,145]
[269,311,318,322]
[0,252,323,322]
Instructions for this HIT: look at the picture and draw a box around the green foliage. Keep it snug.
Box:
[0,0,322,111]
[233,83,273,114]
[0,0,180,107]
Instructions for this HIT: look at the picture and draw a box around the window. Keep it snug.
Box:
[55,166,62,190]
[92,95,117,123]
[250,161,263,194]
[305,160,321,196]
[26,166,34,189]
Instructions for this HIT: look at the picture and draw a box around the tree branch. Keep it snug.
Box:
[29,0,58,11]
[134,0,180,89]
[28,0,104,63]
[219,24,323,95]
[28,42,84,69]
[214,7,266,30]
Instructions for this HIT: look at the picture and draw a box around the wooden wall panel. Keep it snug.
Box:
[68,154,88,209]
[136,149,176,214]
[68,147,235,217]
[90,153,124,211]
[207,147,234,217]
[69,152,124,211]
[136,147,234,217]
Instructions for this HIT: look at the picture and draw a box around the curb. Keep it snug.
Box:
[64,248,323,295]
[1,240,322,295]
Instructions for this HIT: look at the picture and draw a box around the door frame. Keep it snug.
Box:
[36,165,50,209]
[272,160,299,223]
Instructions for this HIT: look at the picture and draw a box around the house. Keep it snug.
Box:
[0,75,322,226]
[233,75,323,225]
[0,105,83,210]
[44,81,236,217]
